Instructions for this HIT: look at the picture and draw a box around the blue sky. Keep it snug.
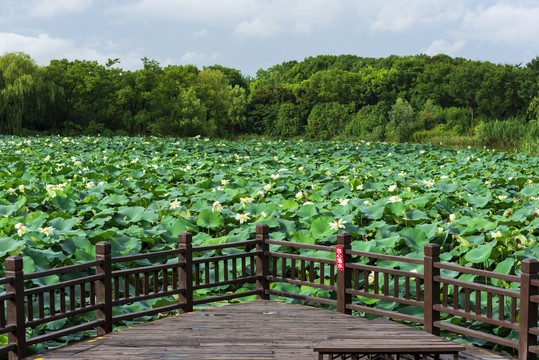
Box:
[1,0,538,76]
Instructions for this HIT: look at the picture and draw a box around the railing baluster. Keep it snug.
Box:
[510,297,517,323]
[464,288,470,312]
[291,259,296,280]
[498,295,504,321]
[49,290,56,316]
[90,282,95,306]
[60,288,66,314]
[27,295,33,321]
[153,270,159,293]
[215,261,220,284]
[80,283,85,308]
[163,268,169,291]
[70,285,76,311]
[135,273,140,296]
[195,263,200,284]
[405,277,410,299]
[205,263,210,284]
[442,283,448,306]
[487,292,492,318]
[301,260,306,282]
[39,292,45,318]
[384,272,389,296]
[223,259,228,282]
[364,271,369,293]
[394,275,399,297]
[475,290,481,315]
[125,275,130,298]
[453,285,459,310]
[144,272,149,295]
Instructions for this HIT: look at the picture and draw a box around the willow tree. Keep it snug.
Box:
[0,52,56,134]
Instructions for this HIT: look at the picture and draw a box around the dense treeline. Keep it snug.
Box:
[1,51,539,150]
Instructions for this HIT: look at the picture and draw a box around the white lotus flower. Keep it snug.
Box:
[8,188,16,194]
[363,200,372,206]
[490,231,502,238]
[449,214,456,222]
[169,200,181,210]
[235,212,250,224]
[39,226,55,237]
[240,197,253,208]
[388,184,398,192]
[263,184,272,191]
[18,185,25,193]
[270,174,280,180]
[498,195,507,201]
[423,180,435,188]
[86,181,95,188]
[295,191,304,200]
[339,199,349,206]
[356,184,364,190]
[221,179,229,185]
[387,196,402,203]
[15,223,29,236]
[212,201,223,213]
[329,219,347,231]
[257,191,264,198]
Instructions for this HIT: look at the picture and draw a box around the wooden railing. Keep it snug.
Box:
[0,224,538,359]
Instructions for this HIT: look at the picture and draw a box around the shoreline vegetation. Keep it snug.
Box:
[1,52,539,155]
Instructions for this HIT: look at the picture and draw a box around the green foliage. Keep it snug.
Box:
[306,102,354,140]
[345,103,387,141]
[475,116,529,148]
[275,103,307,138]
[387,98,419,142]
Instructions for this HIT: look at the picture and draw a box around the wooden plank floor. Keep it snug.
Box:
[26,300,515,360]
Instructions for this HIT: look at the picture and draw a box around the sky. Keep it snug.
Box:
[1,0,539,76]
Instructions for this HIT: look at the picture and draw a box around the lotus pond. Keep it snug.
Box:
[2,136,539,279]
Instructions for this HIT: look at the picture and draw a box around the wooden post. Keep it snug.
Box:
[256,224,270,300]
[424,243,440,336]
[519,258,539,360]
[178,232,193,313]
[95,241,112,335]
[337,232,352,315]
[5,256,26,360]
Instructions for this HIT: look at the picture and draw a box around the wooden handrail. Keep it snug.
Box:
[1,224,539,360]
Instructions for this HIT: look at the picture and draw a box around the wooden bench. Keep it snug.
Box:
[314,319,466,360]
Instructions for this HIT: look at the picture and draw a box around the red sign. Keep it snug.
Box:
[335,246,344,271]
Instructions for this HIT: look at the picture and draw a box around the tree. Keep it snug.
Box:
[0,52,56,134]
[227,85,248,134]
[388,98,417,142]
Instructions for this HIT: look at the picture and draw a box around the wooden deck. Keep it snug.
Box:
[26,301,515,360]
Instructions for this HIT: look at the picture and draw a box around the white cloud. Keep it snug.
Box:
[461,2,539,46]
[0,32,143,70]
[115,0,342,39]
[25,0,93,18]
[424,39,466,56]
[179,51,224,65]
[354,0,463,32]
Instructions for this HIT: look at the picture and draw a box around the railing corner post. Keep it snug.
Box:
[95,241,112,335]
[424,243,440,336]
[5,256,26,360]
[178,232,193,313]
[256,224,270,300]
[337,232,352,315]
[519,258,539,360]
